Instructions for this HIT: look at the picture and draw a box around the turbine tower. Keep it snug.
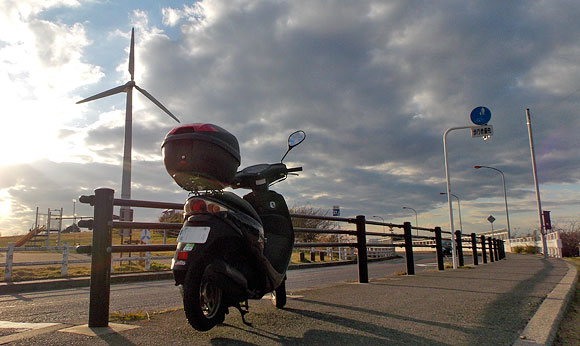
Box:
[77,28,180,223]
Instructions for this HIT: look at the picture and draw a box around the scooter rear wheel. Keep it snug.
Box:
[183,259,227,331]
[272,279,287,309]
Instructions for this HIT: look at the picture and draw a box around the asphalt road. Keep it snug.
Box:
[0,253,438,325]
[0,254,571,346]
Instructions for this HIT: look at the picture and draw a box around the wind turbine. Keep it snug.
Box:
[77,28,180,223]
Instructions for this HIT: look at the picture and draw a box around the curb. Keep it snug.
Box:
[0,271,175,295]
[0,256,399,295]
[513,259,578,346]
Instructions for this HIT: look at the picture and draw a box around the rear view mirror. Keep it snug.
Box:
[288,130,306,149]
[281,130,306,162]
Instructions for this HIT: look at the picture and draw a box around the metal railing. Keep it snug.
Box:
[1,187,506,328]
[0,243,173,281]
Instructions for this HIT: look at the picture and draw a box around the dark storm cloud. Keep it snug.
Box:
[5,0,580,235]
[124,0,580,230]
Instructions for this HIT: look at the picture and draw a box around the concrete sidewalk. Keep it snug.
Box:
[1,254,576,345]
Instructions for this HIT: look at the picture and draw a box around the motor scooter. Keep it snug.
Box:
[161,124,305,331]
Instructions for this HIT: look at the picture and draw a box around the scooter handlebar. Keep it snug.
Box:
[287,167,303,173]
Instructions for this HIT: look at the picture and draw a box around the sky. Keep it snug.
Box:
[1,0,580,238]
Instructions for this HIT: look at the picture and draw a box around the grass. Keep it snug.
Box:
[0,261,171,282]
[0,230,178,248]
[109,307,182,322]
[0,231,175,281]
[553,257,580,345]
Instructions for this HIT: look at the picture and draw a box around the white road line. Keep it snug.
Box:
[0,321,60,330]
[416,263,438,267]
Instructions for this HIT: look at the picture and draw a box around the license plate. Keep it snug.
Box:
[177,226,211,244]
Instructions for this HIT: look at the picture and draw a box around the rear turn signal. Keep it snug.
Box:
[184,198,229,216]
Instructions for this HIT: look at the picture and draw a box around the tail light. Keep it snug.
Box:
[184,197,229,216]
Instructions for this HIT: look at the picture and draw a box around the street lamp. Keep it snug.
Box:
[72,199,76,224]
[474,165,511,241]
[402,207,419,236]
[372,215,386,234]
[440,192,463,236]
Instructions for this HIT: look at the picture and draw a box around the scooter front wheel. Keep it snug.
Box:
[272,279,287,309]
[183,259,227,331]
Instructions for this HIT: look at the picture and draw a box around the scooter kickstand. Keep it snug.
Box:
[235,300,252,327]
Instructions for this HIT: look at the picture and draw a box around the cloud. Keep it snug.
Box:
[2,0,580,236]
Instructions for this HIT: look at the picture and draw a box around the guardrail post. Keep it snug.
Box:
[89,188,114,328]
[500,240,505,259]
[403,222,415,275]
[488,237,494,262]
[455,230,464,267]
[5,243,14,282]
[434,227,444,271]
[355,215,369,283]
[493,239,499,261]
[471,233,478,266]
[481,235,487,264]
[62,243,69,277]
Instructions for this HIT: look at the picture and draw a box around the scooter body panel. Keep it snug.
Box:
[244,190,295,282]
[172,210,263,288]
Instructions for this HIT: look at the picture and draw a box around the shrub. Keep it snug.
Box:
[559,226,580,257]
[524,245,539,254]
[513,246,524,254]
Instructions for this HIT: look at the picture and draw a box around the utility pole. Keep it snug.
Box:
[526,108,548,258]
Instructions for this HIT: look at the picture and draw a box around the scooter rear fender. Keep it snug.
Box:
[172,213,246,285]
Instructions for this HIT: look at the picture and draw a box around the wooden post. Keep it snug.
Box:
[481,235,487,264]
[471,233,478,266]
[435,227,444,271]
[88,188,114,328]
[5,243,14,282]
[355,215,369,283]
[455,230,464,267]
[61,243,69,277]
[403,222,415,275]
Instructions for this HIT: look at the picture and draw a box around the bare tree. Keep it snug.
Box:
[159,210,183,237]
[554,220,580,257]
[290,206,340,243]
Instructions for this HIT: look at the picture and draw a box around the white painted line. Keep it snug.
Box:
[59,323,140,336]
[262,294,304,300]
[0,321,60,330]
[416,263,438,267]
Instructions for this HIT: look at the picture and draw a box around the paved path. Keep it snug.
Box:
[0,254,575,345]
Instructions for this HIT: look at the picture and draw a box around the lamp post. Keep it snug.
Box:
[402,207,418,236]
[474,165,511,241]
[72,199,76,224]
[440,193,463,236]
[372,215,386,234]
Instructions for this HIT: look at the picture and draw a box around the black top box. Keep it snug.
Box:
[162,124,240,191]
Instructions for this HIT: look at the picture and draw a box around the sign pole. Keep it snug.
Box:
[444,125,473,269]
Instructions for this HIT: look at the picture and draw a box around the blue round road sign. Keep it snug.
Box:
[470,106,491,125]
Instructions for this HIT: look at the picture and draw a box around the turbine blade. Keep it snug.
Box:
[135,85,180,123]
[129,28,135,81]
[76,84,128,104]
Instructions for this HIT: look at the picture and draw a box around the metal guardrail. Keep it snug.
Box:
[3,187,505,328]
[0,243,174,281]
